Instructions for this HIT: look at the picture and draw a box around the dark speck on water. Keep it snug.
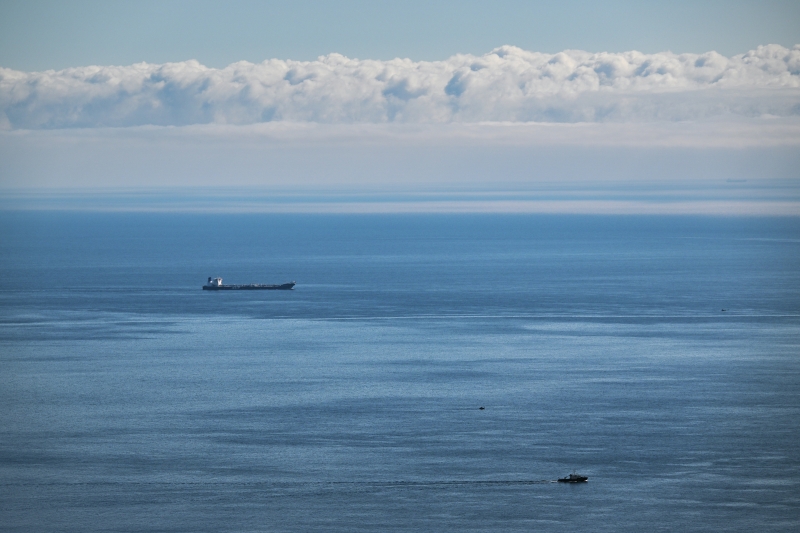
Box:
[1,213,799,532]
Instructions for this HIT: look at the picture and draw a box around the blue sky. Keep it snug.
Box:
[0,0,798,214]
[1,0,798,70]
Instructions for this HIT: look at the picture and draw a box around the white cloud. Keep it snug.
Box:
[1,45,799,128]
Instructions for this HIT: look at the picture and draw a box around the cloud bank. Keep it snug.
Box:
[1,45,799,128]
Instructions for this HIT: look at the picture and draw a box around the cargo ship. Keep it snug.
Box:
[202,277,295,291]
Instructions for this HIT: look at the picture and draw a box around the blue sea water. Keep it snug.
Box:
[1,212,799,532]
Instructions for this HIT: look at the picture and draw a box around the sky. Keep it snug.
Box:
[0,0,799,214]
[1,0,799,70]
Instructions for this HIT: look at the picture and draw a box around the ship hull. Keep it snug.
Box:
[203,282,295,290]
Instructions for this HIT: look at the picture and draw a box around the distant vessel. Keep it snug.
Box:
[202,277,295,291]
[558,472,588,483]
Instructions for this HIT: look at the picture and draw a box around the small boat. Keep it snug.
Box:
[558,472,588,483]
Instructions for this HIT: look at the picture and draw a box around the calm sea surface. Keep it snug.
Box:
[1,213,799,532]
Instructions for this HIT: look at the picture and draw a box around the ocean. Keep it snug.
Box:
[1,212,798,532]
